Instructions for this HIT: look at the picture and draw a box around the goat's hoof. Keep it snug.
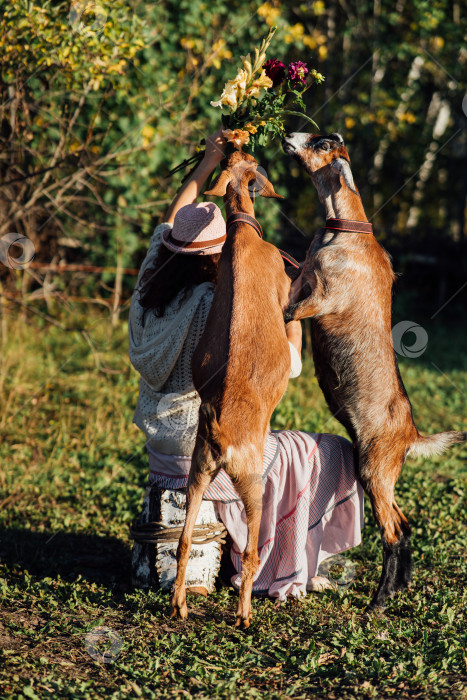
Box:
[234,612,252,629]
[171,590,188,620]
[171,603,188,620]
[366,598,387,613]
[283,305,296,323]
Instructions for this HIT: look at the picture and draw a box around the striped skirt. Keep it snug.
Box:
[147,430,364,600]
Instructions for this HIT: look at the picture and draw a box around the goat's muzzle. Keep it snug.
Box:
[282,137,296,155]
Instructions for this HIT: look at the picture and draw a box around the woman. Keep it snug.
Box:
[129,130,364,600]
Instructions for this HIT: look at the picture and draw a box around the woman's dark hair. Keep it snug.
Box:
[138,243,221,318]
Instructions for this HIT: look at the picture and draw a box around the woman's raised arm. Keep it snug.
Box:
[165,130,226,224]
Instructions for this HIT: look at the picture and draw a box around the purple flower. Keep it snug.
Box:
[288,61,309,85]
[264,59,286,87]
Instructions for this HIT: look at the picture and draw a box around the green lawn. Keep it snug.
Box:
[0,307,465,699]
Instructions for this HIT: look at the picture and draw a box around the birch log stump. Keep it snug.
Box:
[130,485,224,593]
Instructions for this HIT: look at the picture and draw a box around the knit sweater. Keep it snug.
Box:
[129,223,301,457]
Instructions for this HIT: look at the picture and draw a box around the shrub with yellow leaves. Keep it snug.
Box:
[257,2,281,27]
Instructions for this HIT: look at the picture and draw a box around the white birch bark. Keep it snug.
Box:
[369,55,425,185]
[406,99,451,230]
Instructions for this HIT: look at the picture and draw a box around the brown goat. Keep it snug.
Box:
[171,150,291,627]
[282,131,466,609]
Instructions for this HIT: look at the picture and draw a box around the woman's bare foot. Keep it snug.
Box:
[306,576,336,592]
[186,586,208,597]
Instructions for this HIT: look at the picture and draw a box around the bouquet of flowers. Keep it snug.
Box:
[211,26,324,152]
[169,27,324,178]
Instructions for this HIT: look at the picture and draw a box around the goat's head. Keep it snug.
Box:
[282,132,359,196]
[205,150,283,200]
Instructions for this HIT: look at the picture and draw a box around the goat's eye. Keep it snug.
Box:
[320,141,330,151]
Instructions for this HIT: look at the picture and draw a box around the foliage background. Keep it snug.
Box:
[0,0,466,310]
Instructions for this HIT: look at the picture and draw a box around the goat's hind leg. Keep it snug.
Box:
[231,456,263,629]
[357,444,412,610]
[171,438,218,620]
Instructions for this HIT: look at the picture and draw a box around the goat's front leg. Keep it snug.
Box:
[284,297,323,322]
[285,265,324,322]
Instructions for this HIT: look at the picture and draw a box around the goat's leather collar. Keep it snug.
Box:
[226,212,263,238]
[226,212,301,270]
[325,218,373,234]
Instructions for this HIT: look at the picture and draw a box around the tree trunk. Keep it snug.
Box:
[406,100,451,231]
[131,486,223,592]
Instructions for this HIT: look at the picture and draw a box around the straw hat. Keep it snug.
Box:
[161,202,226,255]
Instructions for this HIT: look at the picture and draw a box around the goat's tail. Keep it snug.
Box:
[199,403,231,465]
[408,430,467,459]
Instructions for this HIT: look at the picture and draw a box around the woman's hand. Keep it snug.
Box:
[202,129,226,169]
[286,320,302,353]
[165,129,226,224]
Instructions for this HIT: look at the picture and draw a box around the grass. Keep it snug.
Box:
[0,304,466,699]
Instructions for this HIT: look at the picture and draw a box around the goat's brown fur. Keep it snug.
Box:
[171,150,291,627]
[283,131,466,608]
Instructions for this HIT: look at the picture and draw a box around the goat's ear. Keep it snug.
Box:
[204,169,231,197]
[254,170,284,199]
[331,157,359,196]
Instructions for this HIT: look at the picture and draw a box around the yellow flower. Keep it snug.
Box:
[211,68,249,109]
[245,68,273,98]
[254,69,273,89]
[241,53,253,80]
[222,128,250,150]
[246,86,260,99]
[245,122,258,134]
[345,117,356,129]
[211,82,237,109]
[233,68,249,92]
[211,28,277,113]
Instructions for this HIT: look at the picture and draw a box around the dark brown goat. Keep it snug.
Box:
[283,131,466,608]
[171,150,291,627]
